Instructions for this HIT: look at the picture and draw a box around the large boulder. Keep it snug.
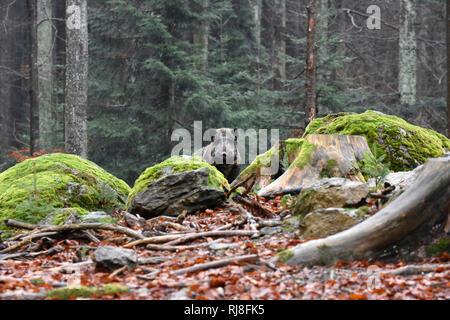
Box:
[127,156,228,218]
[291,178,369,216]
[303,110,450,171]
[0,153,130,235]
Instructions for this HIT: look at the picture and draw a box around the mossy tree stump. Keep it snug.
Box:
[255,135,370,197]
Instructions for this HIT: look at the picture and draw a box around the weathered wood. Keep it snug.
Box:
[172,254,259,275]
[4,219,38,230]
[257,134,370,196]
[277,156,450,266]
[165,230,259,246]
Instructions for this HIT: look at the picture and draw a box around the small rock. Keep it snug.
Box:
[123,212,146,228]
[169,288,190,300]
[93,246,138,271]
[260,226,283,236]
[298,208,359,239]
[292,178,369,215]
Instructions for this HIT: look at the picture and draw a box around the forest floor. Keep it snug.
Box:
[0,195,449,300]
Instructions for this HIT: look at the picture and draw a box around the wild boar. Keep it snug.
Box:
[194,128,241,182]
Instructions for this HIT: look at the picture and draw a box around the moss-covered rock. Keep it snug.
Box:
[298,208,359,239]
[303,110,450,171]
[0,153,130,235]
[127,155,228,208]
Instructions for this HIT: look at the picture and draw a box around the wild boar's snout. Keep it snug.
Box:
[194,128,241,182]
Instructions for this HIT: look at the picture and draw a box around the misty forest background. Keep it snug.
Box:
[0,0,448,185]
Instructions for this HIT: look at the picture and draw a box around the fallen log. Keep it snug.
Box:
[276,156,450,266]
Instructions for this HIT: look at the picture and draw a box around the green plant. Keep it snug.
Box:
[281,194,294,208]
[361,143,390,190]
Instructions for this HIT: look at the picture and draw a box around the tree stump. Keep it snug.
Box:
[256,134,370,197]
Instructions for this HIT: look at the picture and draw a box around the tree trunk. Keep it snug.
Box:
[0,8,13,159]
[317,0,328,86]
[250,0,262,94]
[65,0,88,158]
[37,0,55,150]
[27,0,40,155]
[399,0,417,107]
[201,0,209,73]
[305,0,317,124]
[51,0,66,147]
[447,0,450,137]
[277,156,450,266]
[272,0,286,90]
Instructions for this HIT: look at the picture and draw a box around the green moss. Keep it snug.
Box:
[239,144,279,177]
[426,238,450,256]
[0,153,130,235]
[290,140,317,170]
[355,206,370,216]
[285,138,305,158]
[127,156,228,207]
[30,278,45,285]
[46,286,97,300]
[102,284,129,295]
[303,110,450,171]
[277,249,294,264]
[321,159,339,178]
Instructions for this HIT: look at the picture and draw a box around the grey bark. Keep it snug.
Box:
[249,0,262,93]
[305,0,318,123]
[447,0,450,137]
[0,8,13,159]
[399,0,417,106]
[201,0,209,73]
[37,0,56,149]
[64,0,88,158]
[28,0,40,155]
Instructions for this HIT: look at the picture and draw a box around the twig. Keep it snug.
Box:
[162,221,191,232]
[257,187,303,199]
[124,234,185,248]
[233,195,275,217]
[3,219,38,230]
[0,232,58,254]
[108,265,127,279]
[226,174,254,199]
[137,256,171,265]
[172,254,259,275]
[165,230,259,246]
[82,230,101,243]
[232,205,259,231]
[145,239,223,251]
[28,223,144,240]
[375,263,450,277]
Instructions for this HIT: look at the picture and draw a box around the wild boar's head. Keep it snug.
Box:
[207,128,240,165]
